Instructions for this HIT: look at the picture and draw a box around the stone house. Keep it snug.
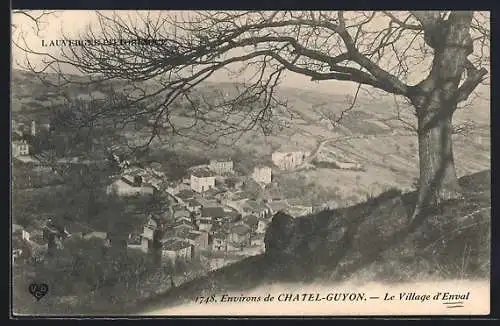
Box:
[208,159,234,175]
[196,218,213,232]
[13,224,31,242]
[161,238,193,263]
[251,166,272,184]
[12,133,30,157]
[190,168,216,193]
[211,231,228,252]
[127,233,149,253]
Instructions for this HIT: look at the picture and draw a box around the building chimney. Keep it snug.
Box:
[31,120,36,137]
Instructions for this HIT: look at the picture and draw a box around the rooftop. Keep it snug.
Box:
[184,231,204,240]
[201,207,227,219]
[213,231,227,239]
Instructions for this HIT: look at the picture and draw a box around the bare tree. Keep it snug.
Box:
[15,10,489,223]
[11,10,57,35]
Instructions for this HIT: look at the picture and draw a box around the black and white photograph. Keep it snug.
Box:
[10,10,490,316]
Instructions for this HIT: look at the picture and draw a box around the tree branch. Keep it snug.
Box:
[456,59,488,102]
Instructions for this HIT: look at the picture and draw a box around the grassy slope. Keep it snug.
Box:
[132,170,490,315]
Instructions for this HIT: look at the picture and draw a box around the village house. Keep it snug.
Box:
[200,206,241,225]
[256,217,269,234]
[183,230,209,250]
[127,233,149,253]
[181,175,191,186]
[12,133,30,157]
[242,200,272,219]
[160,238,193,263]
[13,224,31,242]
[141,217,158,242]
[252,166,272,184]
[271,150,310,170]
[14,121,26,135]
[208,159,234,175]
[251,233,265,247]
[190,168,216,193]
[223,190,254,212]
[182,230,209,259]
[212,232,228,252]
[196,218,213,232]
[287,199,314,215]
[229,224,252,248]
[172,221,196,235]
[200,206,227,221]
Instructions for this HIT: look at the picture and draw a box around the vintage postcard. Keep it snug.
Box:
[11,10,490,316]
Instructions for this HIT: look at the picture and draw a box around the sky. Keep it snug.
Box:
[11,10,490,99]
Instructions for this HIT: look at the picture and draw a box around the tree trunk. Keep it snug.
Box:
[412,109,462,221]
[408,12,476,223]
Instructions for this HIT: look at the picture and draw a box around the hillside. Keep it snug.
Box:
[132,170,490,315]
[11,68,490,203]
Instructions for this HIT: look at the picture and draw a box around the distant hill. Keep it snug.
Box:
[11,68,490,202]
